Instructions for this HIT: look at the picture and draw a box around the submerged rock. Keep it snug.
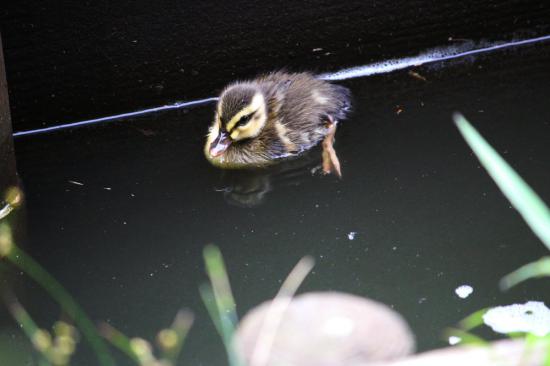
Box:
[235,291,415,366]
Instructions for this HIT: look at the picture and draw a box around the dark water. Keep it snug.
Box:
[3,43,550,365]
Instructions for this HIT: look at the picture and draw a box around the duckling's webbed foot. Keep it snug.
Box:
[321,117,342,178]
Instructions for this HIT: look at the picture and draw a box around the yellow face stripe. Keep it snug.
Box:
[226,93,264,132]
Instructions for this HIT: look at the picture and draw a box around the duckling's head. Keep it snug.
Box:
[207,84,268,158]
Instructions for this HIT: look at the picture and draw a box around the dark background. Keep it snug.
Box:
[1,1,550,132]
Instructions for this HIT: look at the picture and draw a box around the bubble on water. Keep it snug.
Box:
[455,285,473,299]
[483,301,550,336]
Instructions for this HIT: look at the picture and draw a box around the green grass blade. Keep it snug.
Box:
[453,113,550,250]
[1,293,53,366]
[249,256,314,366]
[500,256,550,290]
[3,294,40,342]
[458,308,489,331]
[98,323,140,364]
[199,284,224,338]
[201,245,241,366]
[158,309,194,365]
[0,225,115,366]
[203,245,238,326]
[199,283,241,366]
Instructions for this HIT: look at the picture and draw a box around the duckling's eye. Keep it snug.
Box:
[236,114,251,127]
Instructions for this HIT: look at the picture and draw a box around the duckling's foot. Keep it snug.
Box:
[322,122,342,178]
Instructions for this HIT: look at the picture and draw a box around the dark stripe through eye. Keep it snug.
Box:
[228,109,258,133]
[237,114,251,126]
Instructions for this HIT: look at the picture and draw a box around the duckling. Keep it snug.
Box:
[204,71,351,177]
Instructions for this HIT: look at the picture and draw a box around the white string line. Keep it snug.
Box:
[318,34,550,80]
[13,34,550,137]
[12,97,219,137]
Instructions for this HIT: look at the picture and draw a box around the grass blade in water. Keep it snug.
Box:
[500,257,550,290]
[2,293,52,366]
[203,245,238,326]
[0,223,115,366]
[99,323,141,364]
[458,308,489,331]
[250,256,314,366]
[453,113,550,249]
[158,309,194,364]
[202,245,241,366]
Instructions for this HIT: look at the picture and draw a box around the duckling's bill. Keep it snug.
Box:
[209,130,231,157]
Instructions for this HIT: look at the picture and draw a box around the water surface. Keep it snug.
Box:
[5,43,550,365]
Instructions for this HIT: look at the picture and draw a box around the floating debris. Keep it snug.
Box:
[483,301,550,336]
[454,285,473,299]
[395,105,404,115]
[103,187,112,191]
[408,70,427,81]
[136,128,156,136]
[347,232,357,240]
[68,180,84,186]
[312,48,323,52]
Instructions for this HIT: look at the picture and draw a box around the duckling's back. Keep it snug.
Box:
[257,71,351,151]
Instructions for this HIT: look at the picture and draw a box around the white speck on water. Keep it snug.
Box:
[448,336,462,345]
[455,285,473,299]
[483,301,550,336]
[103,187,112,191]
[392,246,397,251]
[68,180,84,186]
[347,232,356,240]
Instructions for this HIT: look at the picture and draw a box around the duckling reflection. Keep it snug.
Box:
[216,149,321,207]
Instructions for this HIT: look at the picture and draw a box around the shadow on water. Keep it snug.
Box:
[217,150,324,208]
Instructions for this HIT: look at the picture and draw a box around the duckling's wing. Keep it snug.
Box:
[328,84,352,121]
